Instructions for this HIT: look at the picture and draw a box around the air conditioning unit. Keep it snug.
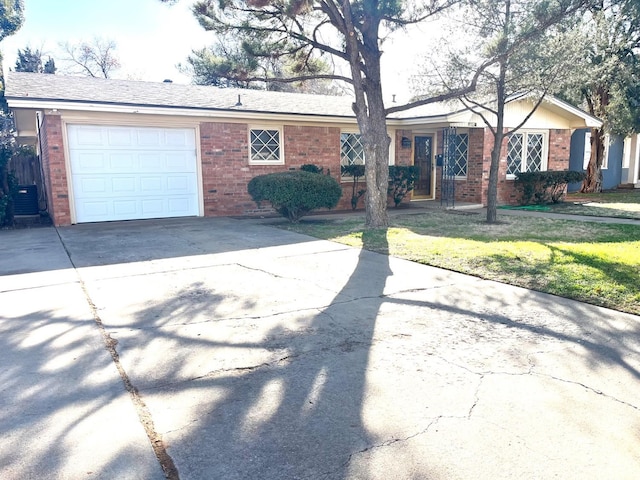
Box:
[13,185,39,215]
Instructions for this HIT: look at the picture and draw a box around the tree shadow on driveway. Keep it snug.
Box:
[111,228,425,479]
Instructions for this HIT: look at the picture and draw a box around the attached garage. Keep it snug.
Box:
[67,125,200,223]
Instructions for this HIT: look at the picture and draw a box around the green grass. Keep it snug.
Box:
[282,211,640,315]
[548,190,640,220]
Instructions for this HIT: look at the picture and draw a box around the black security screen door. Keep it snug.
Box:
[441,127,457,207]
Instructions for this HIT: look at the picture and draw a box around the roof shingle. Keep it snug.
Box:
[5,72,359,118]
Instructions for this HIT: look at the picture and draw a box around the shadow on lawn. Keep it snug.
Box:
[483,243,640,315]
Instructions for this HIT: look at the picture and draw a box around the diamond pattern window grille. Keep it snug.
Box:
[250,129,281,162]
[507,134,523,175]
[451,134,468,177]
[507,132,546,175]
[526,133,543,172]
[341,133,365,176]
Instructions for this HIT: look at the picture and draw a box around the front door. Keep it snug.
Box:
[414,136,433,197]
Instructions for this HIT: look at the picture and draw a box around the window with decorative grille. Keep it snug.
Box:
[507,132,547,176]
[250,128,282,163]
[340,133,365,177]
[451,133,468,177]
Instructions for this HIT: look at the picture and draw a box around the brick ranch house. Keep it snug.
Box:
[6,72,601,226]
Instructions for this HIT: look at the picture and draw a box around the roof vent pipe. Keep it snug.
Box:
[235,94,242,107]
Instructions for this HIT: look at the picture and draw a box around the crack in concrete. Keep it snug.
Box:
[143,353,300,391]
[114,284,454,332]
[534,373,640,411]
[468,374,484,419]
[320,415,462,479]
[433,351,639,413]
[56,228,180,480]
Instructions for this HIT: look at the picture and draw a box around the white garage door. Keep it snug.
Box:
[67,125,199,223]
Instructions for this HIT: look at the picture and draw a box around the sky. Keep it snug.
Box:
[1,0,211,83]
[0,0,425,101]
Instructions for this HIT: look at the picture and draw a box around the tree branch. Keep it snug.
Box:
[385,57,494,115]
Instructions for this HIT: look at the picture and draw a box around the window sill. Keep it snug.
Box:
[249,160,285,166]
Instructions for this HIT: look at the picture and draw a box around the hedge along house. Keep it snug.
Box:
[6,72,601,226]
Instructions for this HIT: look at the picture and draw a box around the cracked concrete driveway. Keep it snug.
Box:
[1,217,639,479]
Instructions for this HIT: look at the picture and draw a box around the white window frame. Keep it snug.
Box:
[583,131,592,170]
[340,131,365,182]
[249,126,284,165]
[584,131,610,170]
[602,134,610,170]
[623,137,631,169]
[449,129,469,179]
[506,130,548,179]
[339,130,393,182]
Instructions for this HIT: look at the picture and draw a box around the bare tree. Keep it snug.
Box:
[60,37,120,78]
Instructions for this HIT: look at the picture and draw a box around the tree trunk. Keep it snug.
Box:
[486,129,504,223]
[362,121,391,228]
[580,127,603,193]
[342,4,390,229]
[486,50,508,223]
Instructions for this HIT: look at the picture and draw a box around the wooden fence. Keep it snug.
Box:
[11,147,47,213]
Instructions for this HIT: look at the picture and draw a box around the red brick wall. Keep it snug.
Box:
[41,113,71,226]
[481,128,572,205]
[200,123,347,216]
[395,130,413,166]
[42,115,573,224]
[452,128,484,204]
[548,129,571,170]
[399,127,572,206]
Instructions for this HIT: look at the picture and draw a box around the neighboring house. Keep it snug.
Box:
[622,134,640,189]
[568,128,625,192]
[6,72,601,226]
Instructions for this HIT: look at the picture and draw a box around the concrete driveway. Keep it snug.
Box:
[1,217,639,479]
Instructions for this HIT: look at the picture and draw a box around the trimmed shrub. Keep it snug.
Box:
[300,164,325,174]
[515,170,586,205]
[248,170,342,222]
[388,165,419,207]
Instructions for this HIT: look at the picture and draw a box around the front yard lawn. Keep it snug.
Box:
[547,190,640,220]
[282,211,640,315]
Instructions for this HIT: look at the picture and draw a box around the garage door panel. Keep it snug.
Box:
[165,130,195,147]
[140,177,163,192]
[167,176,189,192]
[109,153,137,170]
[79,201,110,218]
[71,152,108,172]
[140,198,164,215]
[168,197,193,213]
[108,128,134,146]
[137,130,162,146]
[75,177,108,195]
[69,127,104,147]
[68,125,199,223]
[113,200,138,216]
[111,177,137,193]
[166,152,196,170]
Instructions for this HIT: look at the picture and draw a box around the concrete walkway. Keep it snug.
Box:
[1,217,639,479]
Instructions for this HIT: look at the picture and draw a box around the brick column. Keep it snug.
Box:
[40,113,71,226]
